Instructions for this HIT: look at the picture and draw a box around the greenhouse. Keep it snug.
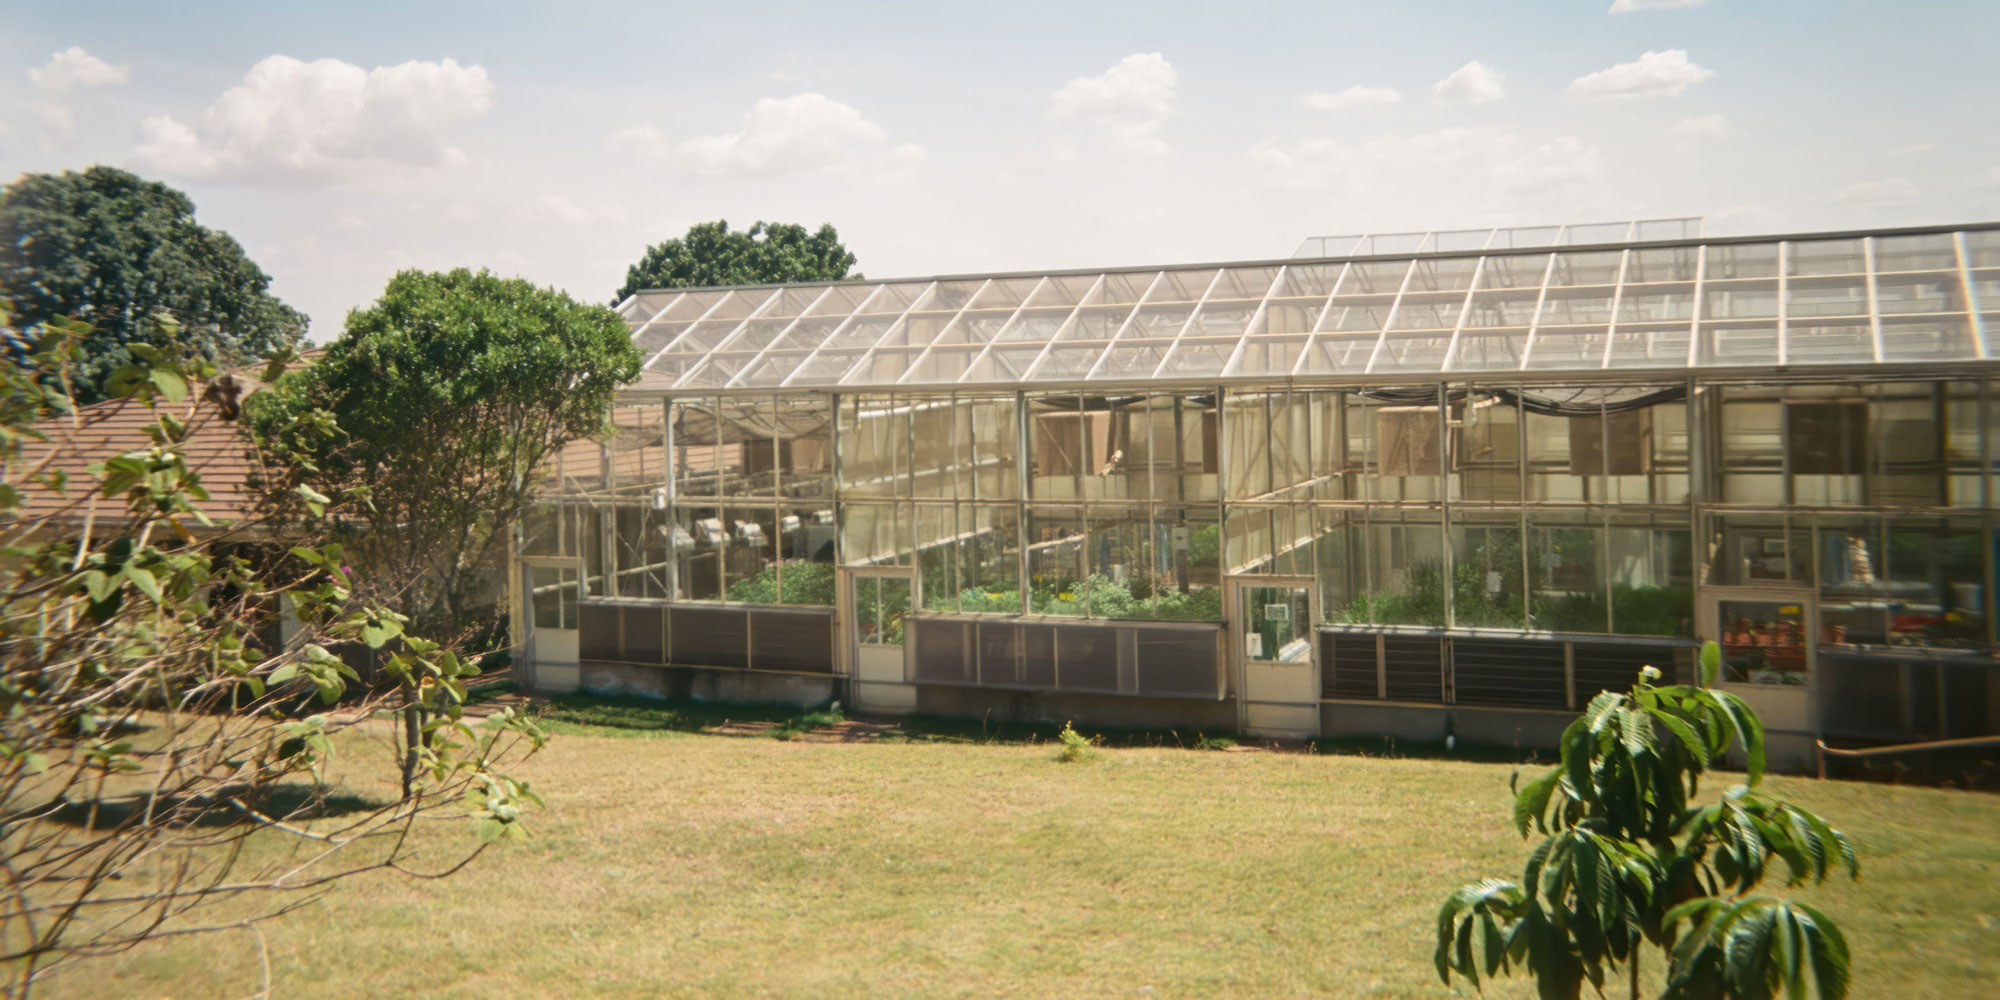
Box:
[513,220,2000,764]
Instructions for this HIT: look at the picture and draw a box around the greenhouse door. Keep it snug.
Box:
[843,567,916,714]
[521,560,580,691]
[1231,575,1319,739]
[1699,586,1815,734]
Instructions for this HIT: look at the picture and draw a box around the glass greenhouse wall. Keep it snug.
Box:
[517,222,2000,751]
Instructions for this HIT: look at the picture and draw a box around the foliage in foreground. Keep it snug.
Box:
[1436,643,1858,999]
[0,305,546,995]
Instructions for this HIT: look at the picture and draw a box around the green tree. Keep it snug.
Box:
[0,166,306,401]
[255,268,639,637]
[251,269,638,792]
[613,219,859,301]
[0,304,545,996]
[1435,642,1857,999]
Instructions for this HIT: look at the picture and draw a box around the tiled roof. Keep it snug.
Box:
[13,388,266,527]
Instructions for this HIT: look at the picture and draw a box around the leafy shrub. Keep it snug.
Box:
[1054,721,1093,763]
[723,560,835,606]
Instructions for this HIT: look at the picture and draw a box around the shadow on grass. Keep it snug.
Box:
[536,692,839,739]
[36,783,389,831]
[535,692,1550,763]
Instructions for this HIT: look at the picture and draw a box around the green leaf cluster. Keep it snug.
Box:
[1435,641,1859,999]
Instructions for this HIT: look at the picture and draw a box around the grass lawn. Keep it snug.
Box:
[48,701,2000,999]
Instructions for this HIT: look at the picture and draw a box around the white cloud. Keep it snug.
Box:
[1832,178,1918,208]
[1052,52,1175,120]
[135,55,493,182]
[1568,50,1715,101]
[531,194,594,226]
[25,47,132,144]
[1433,61,1504,105]
[883,142,928,181]
[611,93,916,179]
[1608,0,1707,12]
[1305,85,1402,111]
[1670,114,1728,140]
[1050,53,1176,155]
[1249,127,1602,207]
[28,46,130,92]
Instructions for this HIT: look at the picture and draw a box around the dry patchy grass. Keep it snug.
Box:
[44,711,2000,999]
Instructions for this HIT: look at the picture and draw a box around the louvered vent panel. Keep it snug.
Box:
[1383,636,1445,703]
[1571,641,1680,702]
[1323,632,1382,700]
[1452,638,1566,709]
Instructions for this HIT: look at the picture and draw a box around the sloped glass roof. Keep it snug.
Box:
[618,224,2000,392]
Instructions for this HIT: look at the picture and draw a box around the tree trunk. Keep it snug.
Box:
[1629,948,1639,1000]
[399,690,421,801]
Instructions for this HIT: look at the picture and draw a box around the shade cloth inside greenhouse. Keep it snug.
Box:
[616,225,2000,392]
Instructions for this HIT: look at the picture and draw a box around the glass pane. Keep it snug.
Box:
[857,577,911,646]
[1625,245,1699,283]
[611,505,669,600]
[722,507,778,602]
[959,505,1021,614]
[1881,316,1978,363]
[917,504,958,612]
[1789,239,1865,276]
[838,395,906,498]
[1875,233,1958,272]
[1717,599,1808,685]
[631,289,733,358]
[1246,264,1342,337]
[1025,506,1086,616]
[1405,255,1481,293]
[530,566,578,631]
[1244,585,1311,663]
[1706,243,1780,280]
[1350,512,1444,627]
[1085,507,1154,619]
[1874,271,1963,315]
[1452,521,1526,629]
[840,502,909,567]
[779,507,837,605]
[520,504,568,558]
[1548,250,1622,287]
[1529,521,1606,633]
[1881,520,1987,649]
[1608,525,1693,636]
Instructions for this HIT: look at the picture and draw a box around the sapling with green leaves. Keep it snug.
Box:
[1434,641,1858,1000]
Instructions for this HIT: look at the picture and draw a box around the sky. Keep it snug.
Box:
[4,0,1997,339]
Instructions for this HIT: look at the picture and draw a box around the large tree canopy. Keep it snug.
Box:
[613,219,859,301]
[253,267,640,638]
[0,165,306,401]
